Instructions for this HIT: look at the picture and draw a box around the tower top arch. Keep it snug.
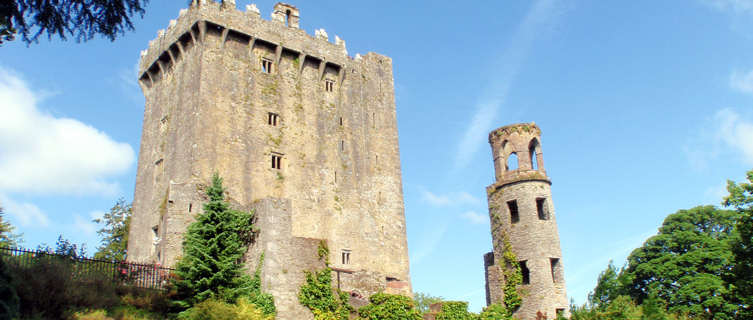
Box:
[488,122,548,185]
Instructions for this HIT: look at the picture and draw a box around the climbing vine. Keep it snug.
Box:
[299,240,351,320]
[499,233,523,315]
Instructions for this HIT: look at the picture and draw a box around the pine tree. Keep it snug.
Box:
[0,206,21,248]
[172,174,273,315]
[93,199,131,261]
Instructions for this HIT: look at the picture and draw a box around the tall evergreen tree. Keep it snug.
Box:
[0,206,21,248]
[172,174,273,315]
[93,198,131,261]
[724,169,753,319]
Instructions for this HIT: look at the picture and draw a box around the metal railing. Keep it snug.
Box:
[0,246,175,290]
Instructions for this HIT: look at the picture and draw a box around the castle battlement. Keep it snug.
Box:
[138,1,377,88]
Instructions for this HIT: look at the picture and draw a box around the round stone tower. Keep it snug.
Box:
[483,122,568,319]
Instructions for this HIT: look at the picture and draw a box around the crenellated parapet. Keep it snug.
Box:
[138,1,364,89]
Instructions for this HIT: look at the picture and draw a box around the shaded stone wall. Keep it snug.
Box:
[484,123,569,319]
[128,2,412,318]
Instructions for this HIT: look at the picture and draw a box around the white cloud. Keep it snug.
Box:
[730,69,753,94]
[0,194,49,227]
[461,211,488,225]
[455,0,562,168]
[701,0,753,13]
[0,66,135,195]
[686,108,753,168]
[73,211,105,235]
[715,108,753,164]
[420,190,481,207]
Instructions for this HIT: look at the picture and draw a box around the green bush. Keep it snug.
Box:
[8,256,119,319]
[298,268,350,320]
[435,301,476,320]
[478,303,510,320]
[357,293,422,320]
[0,256,19,320]
[177,298,272,320]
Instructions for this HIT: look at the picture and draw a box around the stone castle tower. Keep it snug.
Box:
[127,1,411,318]
[483,123,568,319]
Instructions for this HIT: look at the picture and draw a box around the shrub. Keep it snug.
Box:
[435,301,476,320]
[177,298,272,320]
[478,303,510,320]
[0,256,19,320]
[298,268,351,320]
[357,293,422,320]
[8,256,119,319]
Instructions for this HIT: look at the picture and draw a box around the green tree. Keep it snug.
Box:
[0,0,149,45]
[172,174,272,315]
[413,292,443,315]
[623,205,739,318]
[298,267,350,320]
[93,198,131,261]
[478,303,511,320]
[723,169,753,318]
[588,261,626,310]
[0,206,21,248]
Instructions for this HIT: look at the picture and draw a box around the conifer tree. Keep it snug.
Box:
[172,174,273,314]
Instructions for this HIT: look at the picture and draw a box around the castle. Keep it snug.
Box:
[128,2,569,319]
[127,1,411,318]
[483,123,569,319]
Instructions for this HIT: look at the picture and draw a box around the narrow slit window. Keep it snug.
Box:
[507,200,519,224]
[188,203,193,213]
[271,154,282,169]
[261,58,273,73]
[339,117,343,126]
[341,250,351,265]
[268,112,279,126]
[325,79,335,92]
[520,261,530,285]
[340,140,344,151]
[550,258,561,283]
[537,198,549,220]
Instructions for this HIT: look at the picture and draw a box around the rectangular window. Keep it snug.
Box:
[271,154,282,169]
[325,79,335,92]
[537,198,549,220]
[261,58,273,73]
[507,200,519,224]
[520,260,530,285]
[341,250,351,265]
[268,112,279,126]
[556,309,565,317]
[550,258,561,283]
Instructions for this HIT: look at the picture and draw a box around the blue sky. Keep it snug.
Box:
[2,0,753,312]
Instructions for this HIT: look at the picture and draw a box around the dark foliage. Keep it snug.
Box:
[0,0,149,45]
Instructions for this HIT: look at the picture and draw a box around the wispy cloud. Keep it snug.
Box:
[0,194,49,227]
[454,0,562,168]
[567,229,655,305]
[73,211,105,235]
[700,0,753,13]
[410,220,449,265]
[730,69,753,94]
[420,190,480,207]
[0,66,135,195]
[686,108,753,168]
[117,63,144,103]
[461,211,488,225]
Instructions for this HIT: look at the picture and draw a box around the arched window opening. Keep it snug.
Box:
[529,139,540,170]
[285,10,291,27]
[507,152,518,171]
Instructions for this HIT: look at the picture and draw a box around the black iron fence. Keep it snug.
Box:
[0,246,175,290]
